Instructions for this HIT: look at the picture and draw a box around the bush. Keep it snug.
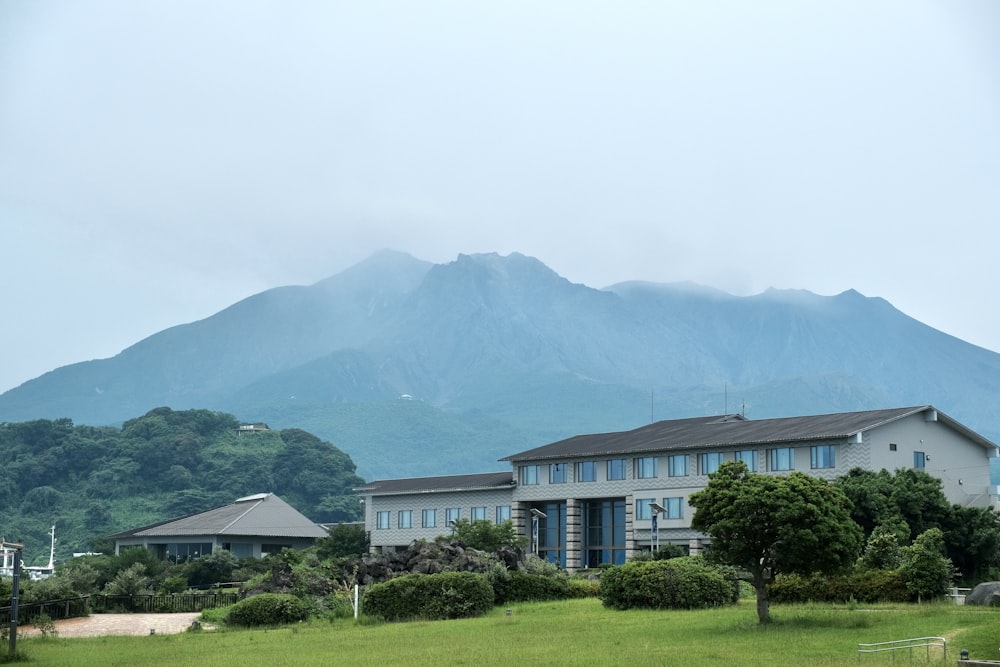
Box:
[601,557,738,610]
[226,593,311,627]
[769,569,910,604]
[362,572,494,621]
[567,578,601,598]
[492,570,570,604]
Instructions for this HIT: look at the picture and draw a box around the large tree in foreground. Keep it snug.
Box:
[689,461,863,623]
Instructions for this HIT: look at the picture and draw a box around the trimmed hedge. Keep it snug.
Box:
[226,593,311,626]
[600,557,739,610]
[492,570,571,604]
[768,569,909,604]
[362,572,494,621]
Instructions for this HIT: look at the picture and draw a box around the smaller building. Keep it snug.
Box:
[110,493,328,560]
[356,472,516,552]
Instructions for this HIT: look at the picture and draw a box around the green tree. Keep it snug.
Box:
[316,524,370,560]
[103,562,152,596]
[858,525,902,570]
[689,461,863,624]
[450,519,524,552]
[899,528,954,602]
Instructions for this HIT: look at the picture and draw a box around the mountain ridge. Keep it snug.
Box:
[2,250,998,479]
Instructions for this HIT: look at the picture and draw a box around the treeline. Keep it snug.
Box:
[0,407,365,562]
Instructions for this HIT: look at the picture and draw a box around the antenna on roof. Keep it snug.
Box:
[651,388,654,423]
[725,384,728,415]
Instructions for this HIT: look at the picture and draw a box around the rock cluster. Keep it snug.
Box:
[343,540,524,585]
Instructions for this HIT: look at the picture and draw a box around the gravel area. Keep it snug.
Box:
[18,612,208,638]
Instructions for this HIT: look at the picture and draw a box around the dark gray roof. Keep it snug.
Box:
[110,493,327,539]
[356,471,515,496]
[501,406,997,462]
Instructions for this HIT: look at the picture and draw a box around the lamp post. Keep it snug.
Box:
[529,508,547,559]
[649,502,667,555]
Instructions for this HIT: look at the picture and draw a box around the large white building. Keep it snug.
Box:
[357,406,998,572]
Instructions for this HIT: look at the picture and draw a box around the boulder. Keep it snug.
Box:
[966,582,1000,606]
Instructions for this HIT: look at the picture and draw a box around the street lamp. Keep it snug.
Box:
[529,508,547,559]
[649,502,667,555]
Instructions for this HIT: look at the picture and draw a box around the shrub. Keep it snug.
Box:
[492,570,570,604]
[226,593,311,627]
[362,572,494,621]
[567,578,601,598]
[769,569,910,604]
[601,557,738,610]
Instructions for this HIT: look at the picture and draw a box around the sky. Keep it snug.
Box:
[1,1,998,394]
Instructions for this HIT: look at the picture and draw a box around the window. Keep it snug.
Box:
[397,510,413,529]
[520,465,540,485]
[496,505,511,523]
[536,501,568,567]
[769,448,794,471]
[422,508,437,528]
[576,461,597,482]
[668,454,689,477]
[376,511,390,530]
[607,459,626,480]
[445,508,460,526]
[636,457,657,479]
[699,452,724,475]
[734,449,758,472]
[549,463,567,484]
[471,506,487,521]
[914,451,926,469]
[635,498,654,520]
[889,443,897,452]
[811,445,835,469]
[583,499,627,567]
[663,497,684,519]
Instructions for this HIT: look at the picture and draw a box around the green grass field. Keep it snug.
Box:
[13,599,1000,666]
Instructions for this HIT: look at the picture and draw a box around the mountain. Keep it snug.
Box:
[3,250,1000,480]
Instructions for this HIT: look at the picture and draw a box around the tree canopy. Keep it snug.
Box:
[689,461,863,623]
[0,408,365,560]
[834,467,1000,580]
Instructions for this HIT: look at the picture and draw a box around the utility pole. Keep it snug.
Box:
[2,540,24,656]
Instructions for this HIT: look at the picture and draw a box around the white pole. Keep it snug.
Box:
[354,584,359,619]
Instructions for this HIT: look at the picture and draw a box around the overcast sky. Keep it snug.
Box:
[1,1,998,394]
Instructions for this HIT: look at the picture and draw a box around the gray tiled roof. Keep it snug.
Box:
[110,493,327,539]
[501,406,996,462]
[356,471,515,496]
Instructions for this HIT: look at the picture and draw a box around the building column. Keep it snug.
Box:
[512,501,529,546]
[625,494,639,561]
[565,498,581,573]
[688,538,703,556]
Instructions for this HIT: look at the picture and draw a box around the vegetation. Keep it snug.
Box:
[362,572,495,621]
[448,518,524,551]
[690,461,864,624]
[0,408,364,559]
[600,557,739,610]
[11,598,1000,666]
[835,468,1000,582]
[226,593,311,626]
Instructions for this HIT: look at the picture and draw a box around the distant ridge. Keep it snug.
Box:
[3,250,999,480]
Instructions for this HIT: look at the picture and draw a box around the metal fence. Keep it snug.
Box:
[0,592,240,624]
[857,636,946,663]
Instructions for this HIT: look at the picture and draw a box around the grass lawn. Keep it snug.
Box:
[13,598,1000,666]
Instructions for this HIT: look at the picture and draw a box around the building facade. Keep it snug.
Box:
[358,406,998,572]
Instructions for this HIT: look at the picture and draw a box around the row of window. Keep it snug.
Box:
[519,445,837,485]
[375,506,512,530]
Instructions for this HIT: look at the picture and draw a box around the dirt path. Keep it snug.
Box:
[19,613,207,638]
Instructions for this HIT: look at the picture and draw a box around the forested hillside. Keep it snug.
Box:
[0,408,364,564]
